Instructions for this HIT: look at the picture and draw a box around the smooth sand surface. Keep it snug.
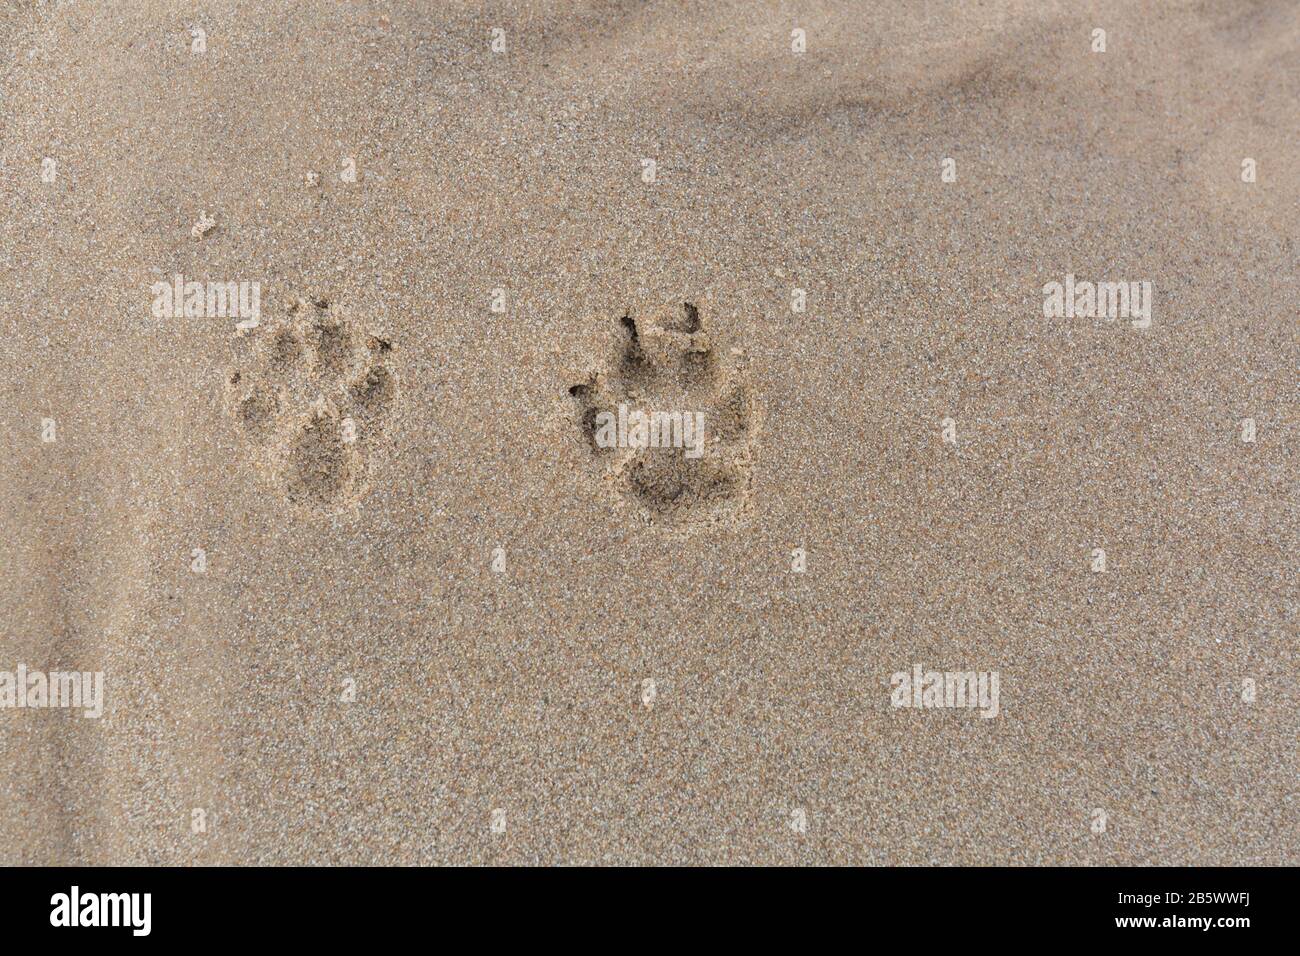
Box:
[0,1,1295,864]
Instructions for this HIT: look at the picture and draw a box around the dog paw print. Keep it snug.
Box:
[225,296,397,512]
[568,304,759,529]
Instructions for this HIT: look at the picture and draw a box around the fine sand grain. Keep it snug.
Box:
[0,1,1296,864]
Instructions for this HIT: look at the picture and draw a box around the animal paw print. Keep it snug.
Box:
[568,304,758,529]
[226,296,397,512]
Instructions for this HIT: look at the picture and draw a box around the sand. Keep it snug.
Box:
[0,0,1295,865]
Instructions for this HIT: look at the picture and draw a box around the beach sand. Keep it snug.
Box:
[0,0,1295,864]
